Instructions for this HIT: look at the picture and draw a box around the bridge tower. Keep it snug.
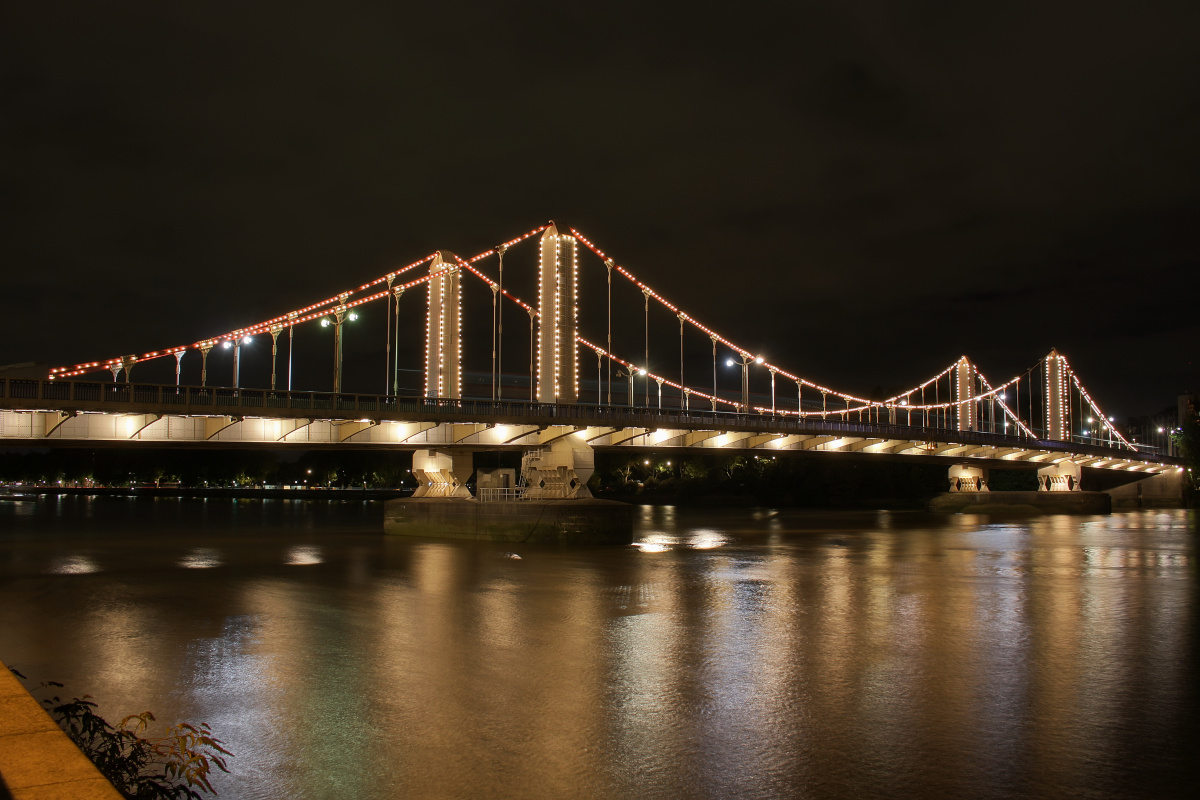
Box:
[1045,348,1069,441]
[425,251,461,399]
[536,222,579,404]
[954,356,977,432]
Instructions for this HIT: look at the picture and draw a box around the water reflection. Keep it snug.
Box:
[50,554,99,574]
[0,500,1195,799]
[180,548,222,569]
[285,546,322,566]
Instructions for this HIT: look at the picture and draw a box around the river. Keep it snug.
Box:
[0,496,1196,799]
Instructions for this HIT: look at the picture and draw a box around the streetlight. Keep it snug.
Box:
[222,335,252,388]
[320,306,358,394]
[616,368,636,407]
[726,354,762,411]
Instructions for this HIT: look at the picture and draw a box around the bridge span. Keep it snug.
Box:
[10,221,1185,500]
[1,377,1180,497]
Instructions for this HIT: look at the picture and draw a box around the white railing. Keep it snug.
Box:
[477,487,528,503]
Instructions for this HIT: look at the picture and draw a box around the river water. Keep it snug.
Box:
[0,496,1196,799]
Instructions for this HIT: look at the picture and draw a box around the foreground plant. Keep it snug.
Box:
[11,669,231,799]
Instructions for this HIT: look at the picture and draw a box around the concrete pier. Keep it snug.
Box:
[929,490,1112,514]
[383,497,634,545]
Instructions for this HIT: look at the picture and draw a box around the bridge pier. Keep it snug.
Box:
[411,448,473,498]
[521,439,594,499]
[1038,460,1081,492]
[1106,468,1187,508]
[948,464,989,492]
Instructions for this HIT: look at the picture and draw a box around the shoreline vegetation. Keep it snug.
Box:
[6,666,230,800]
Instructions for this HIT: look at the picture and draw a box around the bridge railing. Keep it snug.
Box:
[0,378,1177,465]
[477,487,528,503]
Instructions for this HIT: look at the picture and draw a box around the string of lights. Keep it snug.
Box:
[44,219,1136,454]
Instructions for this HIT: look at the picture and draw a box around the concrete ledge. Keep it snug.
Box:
[929,490,1112,514]
[0,659,122,800]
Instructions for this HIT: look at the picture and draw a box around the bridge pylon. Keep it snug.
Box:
[536,222,579,404]
[1045,348,1069,442]
[425,251,462,399]
[954,356,977,432]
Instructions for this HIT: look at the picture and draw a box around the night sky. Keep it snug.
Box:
[3,2,1199,417]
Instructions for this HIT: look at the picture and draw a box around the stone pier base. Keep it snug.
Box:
[384,497,634,545]
[929,490,1112,515]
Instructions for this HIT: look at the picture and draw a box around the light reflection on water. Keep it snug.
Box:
[0,497,1196,799]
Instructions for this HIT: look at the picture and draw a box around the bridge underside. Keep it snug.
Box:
[0,408,1173,477]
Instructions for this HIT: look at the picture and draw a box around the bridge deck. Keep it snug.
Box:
[0,378,1180,474]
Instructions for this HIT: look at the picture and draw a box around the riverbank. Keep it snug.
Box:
[2,486,410,501]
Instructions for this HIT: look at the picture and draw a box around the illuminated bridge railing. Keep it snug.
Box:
[0,378,1179,466]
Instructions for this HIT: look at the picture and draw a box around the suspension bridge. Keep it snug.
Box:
[0,221,1182,499]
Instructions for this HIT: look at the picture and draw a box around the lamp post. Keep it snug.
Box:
[643,287,651,406]
[320,306,358,394]
[391,287,404,396]
[385,274,395,395]
[490,281,500,401]
[199,341,215,388]
[223,336,252,388]
[286,312,297,392]
[710,334,718,411]
[726,353,762,411]
[269,326,282,391]
[497,243,507,402]
[616,368,635,407]
[605,258,613,405]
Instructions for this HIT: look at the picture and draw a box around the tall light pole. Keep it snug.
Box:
[726,353,762,411]
[200,341,215,388]
[320,306,358,394]
[616,368,635,407]
[269,325,282,391]
[490,281,499,401]
[496,243,507,401]
[286,312,297,392]
[643,288,651,407]
[678,313,685,410]
[710,334,718,411]
[224,336,252,388]
[385,274,395,395]
[392,287,404,395]
[605,258,614,405]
